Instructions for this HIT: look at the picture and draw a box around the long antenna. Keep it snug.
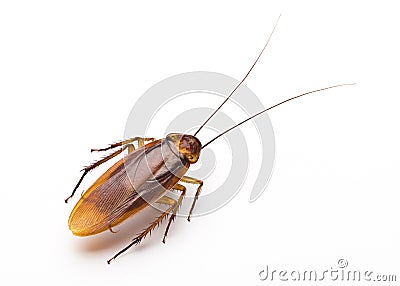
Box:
[193,14,281,137]
[202,83,355,149]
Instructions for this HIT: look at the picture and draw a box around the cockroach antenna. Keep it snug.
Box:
[202,83,356,149]
[193,14,281,137]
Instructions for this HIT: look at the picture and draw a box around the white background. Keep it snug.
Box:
[1,0,399,285]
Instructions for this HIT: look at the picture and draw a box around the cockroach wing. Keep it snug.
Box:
[68,140,161,236]
[68,139,189,236]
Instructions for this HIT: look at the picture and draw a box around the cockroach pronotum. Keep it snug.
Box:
[65,15,354,264]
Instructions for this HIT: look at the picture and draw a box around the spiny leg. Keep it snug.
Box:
[65,144,132,203]
[180,176,203,221]
[107,196,176,264]
[162,184,186,243]
[91,137,155,152]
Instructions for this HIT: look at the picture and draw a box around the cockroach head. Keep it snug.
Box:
[166,133,202,164]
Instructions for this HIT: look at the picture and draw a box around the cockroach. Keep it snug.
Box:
[65,16,354,264]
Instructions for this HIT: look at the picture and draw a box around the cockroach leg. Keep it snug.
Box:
[91,137,155,153]
[137,137,154,148]
[127,145,134,154]
[126,144,135,154]
[180,176,203,221]
[65,144,131,203]
[156,196,177,206]
[107,197,175,264]
[162,184,186,243]
[109,227,119,234]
